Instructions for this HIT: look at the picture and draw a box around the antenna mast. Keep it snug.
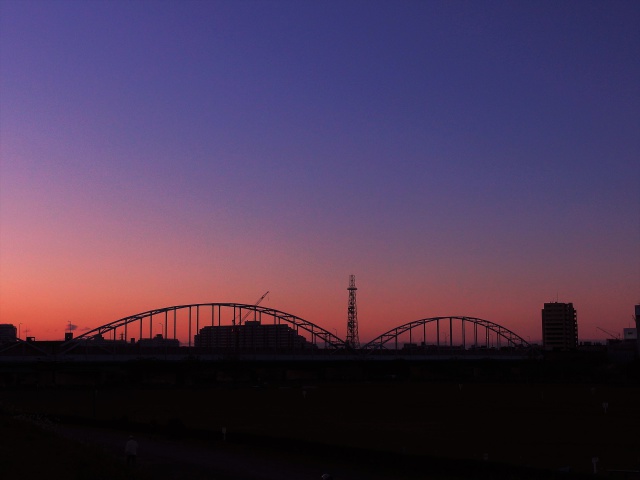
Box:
[346,275,360,349]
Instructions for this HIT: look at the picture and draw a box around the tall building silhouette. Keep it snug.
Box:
[0,324,17,344]
[635,304,640,356]
[542,302,578,350]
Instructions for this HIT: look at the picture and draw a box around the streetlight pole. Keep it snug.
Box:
[158,322,163,338]
[19,323,22,340]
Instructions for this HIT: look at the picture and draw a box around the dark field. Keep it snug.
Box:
[0,413,151,480]
[1,359,639,479]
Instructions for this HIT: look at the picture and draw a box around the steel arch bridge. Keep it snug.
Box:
[60,303,347,354]
[362,316,530,351]
[56,304,530,356]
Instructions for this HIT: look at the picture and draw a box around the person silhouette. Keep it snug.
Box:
[125,435,138,466]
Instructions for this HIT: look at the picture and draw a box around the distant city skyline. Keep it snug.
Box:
[1,1,638,342]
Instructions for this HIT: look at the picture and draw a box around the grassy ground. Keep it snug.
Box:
[0,412,153,480]
[3,379,639,477]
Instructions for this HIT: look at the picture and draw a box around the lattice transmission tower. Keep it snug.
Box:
[346,274,360,349]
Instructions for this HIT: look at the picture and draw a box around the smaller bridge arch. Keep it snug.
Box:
[363,316,530,351]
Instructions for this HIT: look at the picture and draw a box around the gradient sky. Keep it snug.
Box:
[1,0,638,343]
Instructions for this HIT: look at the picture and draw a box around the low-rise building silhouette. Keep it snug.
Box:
[194,320,314,351]
[138,334,180,348]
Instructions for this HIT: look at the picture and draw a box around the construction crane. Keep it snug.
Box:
[234,291,269,326]
[596,326,620,340]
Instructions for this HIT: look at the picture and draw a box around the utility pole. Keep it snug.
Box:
[346,275,360,349]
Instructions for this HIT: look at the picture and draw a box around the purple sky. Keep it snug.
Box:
[1,0,638,343]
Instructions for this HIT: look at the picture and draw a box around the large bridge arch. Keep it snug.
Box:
[363,316,530,351]
[60,303,347,354]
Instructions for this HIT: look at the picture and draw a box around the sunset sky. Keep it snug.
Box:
[1,0,638,344]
